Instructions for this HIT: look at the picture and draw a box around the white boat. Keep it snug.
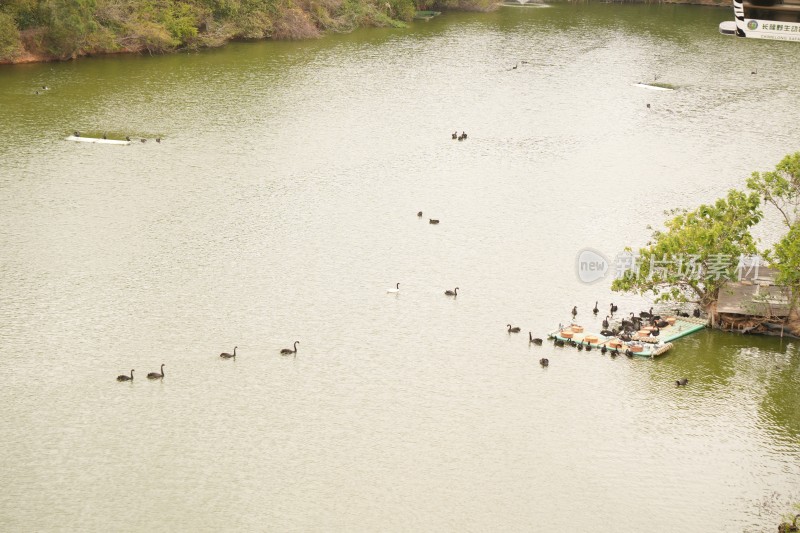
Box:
[719,20,737,35]
[720,0,800,40]
[633,82,674,91]
[65,135,131,145]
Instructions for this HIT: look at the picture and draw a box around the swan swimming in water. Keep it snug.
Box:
[444,287,458,296]
[387,283,400,293]
[147,364,165,380]
[281,341,299,355]
[220,347,237,359]
[117,369,134,381]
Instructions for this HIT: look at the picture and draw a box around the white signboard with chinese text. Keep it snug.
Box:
[744,19,800,41]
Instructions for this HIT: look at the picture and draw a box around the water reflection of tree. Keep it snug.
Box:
[760,340,800,440]
[643,330,800,439]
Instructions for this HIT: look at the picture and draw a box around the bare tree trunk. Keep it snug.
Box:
[788,304,800,337]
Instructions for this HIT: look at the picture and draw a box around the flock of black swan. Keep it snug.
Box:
[116,297,691,386]
[115,366,165,381]
[116,210,695,388]
[525,302,692,386]
[116,342,299,381]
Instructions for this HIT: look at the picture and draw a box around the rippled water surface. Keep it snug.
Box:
[1,3,799,531]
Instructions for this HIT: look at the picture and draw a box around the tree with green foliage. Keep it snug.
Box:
[1,0,468,62]
[747,151,800,228]
[748,152,800,327]
[774,222,800,313]
[0,12,23,61]
[611,189,763,309]
[43,0,107,58]
[778,506,800,533]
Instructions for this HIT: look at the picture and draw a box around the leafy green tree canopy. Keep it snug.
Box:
[611,189,762,308]
[747,152,800,320]
[747,151,800,227]
[774,223,800,289]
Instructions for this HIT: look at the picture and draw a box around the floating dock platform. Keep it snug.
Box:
[65,135,131,145]
[548,316,707,358]
[633,82,675,91]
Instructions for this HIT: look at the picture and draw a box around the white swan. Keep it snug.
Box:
[387,283,400,293]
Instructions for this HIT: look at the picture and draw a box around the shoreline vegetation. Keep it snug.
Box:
[0,0,495,65]
[0,0,728,65]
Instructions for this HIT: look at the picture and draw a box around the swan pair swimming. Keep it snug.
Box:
[116,364,164,381]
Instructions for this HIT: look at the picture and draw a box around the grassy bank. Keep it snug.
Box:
[0,0,495,63]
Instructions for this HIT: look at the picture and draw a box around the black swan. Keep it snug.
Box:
[444,287,458,296]
[117,369,134,381]
[220,347,237,359]
[281,341,299,355]
[507,324,521,333]
[147,364,165,380]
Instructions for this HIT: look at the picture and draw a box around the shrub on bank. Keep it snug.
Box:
[0,0,494,62]
[0,12,23,61]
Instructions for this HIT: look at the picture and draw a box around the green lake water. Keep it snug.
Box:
[1,3,799,531]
